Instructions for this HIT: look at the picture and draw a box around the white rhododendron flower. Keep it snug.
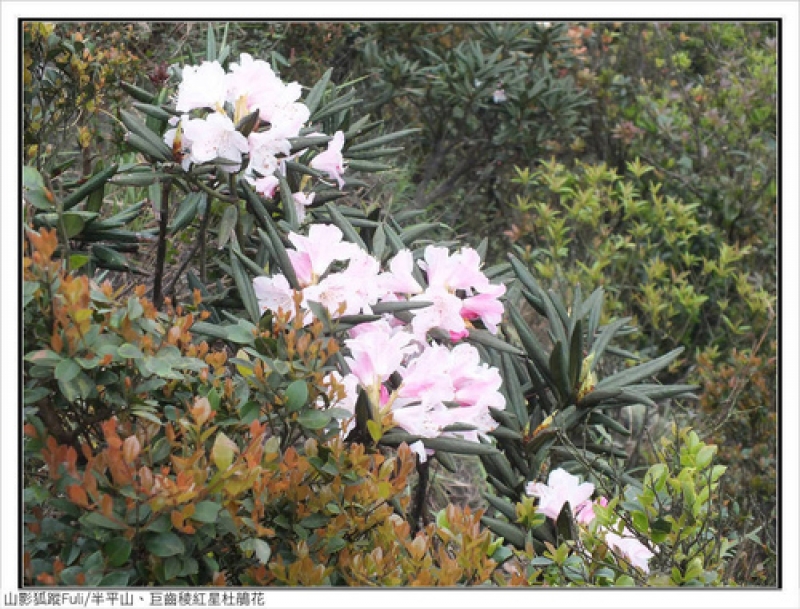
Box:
[175,61,227,113]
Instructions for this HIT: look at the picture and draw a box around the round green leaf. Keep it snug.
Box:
[145,531,185,557]
[54,358,81,383]
[285,380,308,413]
[297,409,332,430]
[104,538,132,568]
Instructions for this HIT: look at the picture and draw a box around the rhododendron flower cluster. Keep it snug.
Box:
[526,468,656,573]
[252,224,509,443]
[163,53,346,200]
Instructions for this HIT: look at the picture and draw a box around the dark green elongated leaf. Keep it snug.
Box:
[595,347,684,391]
[258,222,299,290]
[325,203,366,249]
[284,160,324,180]
[509,255,545,312]
[371,300,431,315]
[589,317,632,372]
[303,67,332,116]
[132,102,175,122]
[206,23,217,62]
[347,147,405,160]
[288,135,332,153]
[189,321,228,341]
[111,170,169,187]
[169,192,202,235]
[311,91,360,122]
[549,341,570,402]
[483,493,518,521]
[568,319,583,391]
[277,172,299,230]
[420,436,500,456]
[577,387,623,409]
[91,200,147,230]
[125,132,171,162]
[587,411,631,436]
[508,303,552,384]
[488,406,521,432]
[346,159,394,173]
[120,110,172,159]
[217,205,239,251]
[481,448,520,490]
[346,128,421,152]
[232,246,267,278]
[399,223,442,245]
[591,388,658,410]
[146,532,185,557]
[86,181,105,214]
[481,516,527,549]
[466,329,525,356]
[434,450,457,473]
[235,109,260,137]
[240,182,273,231]
[577,287,605,326]
[633,383,698,400]
[584,288,605,352]
[230,250,261,323]
[121,81,155,104]
[61,164,118,211]
[542,291,567,349]
[489,426,523,442]
[500,352,527,423]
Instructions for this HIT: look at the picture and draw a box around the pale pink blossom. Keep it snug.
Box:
[605,531,655,573]
[310,131,346,189]
[252,274,300,320]
[575,496,608,526]
[292,191,315,223]
[175,61,227,113]
[254,175,280,198]
[180,113,249,173]
[378,250,423,296]
[526,468,595,521]
[461,282,506,334]
[344,320,416,391]
[410,286,468,341]
[287,224,359,285]
[246,129,292,182]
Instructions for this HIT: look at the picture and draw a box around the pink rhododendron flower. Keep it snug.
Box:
[175,61,227,113]
[180,113,249,173]
[605,531,655,573]
[392,341,505,440]
[226,54,309,128]
[410,286,468,341]
[526,468,595,521]
[292,191,315,223]
[310,131,346,189]
[254,175,280,198]
[379,250,423,296]
[344,320,416,392]
[460,282,507,334]
[252,274,302,320]
[575,496,608,525]
[246,129,292,183]
[287,224,359,285]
